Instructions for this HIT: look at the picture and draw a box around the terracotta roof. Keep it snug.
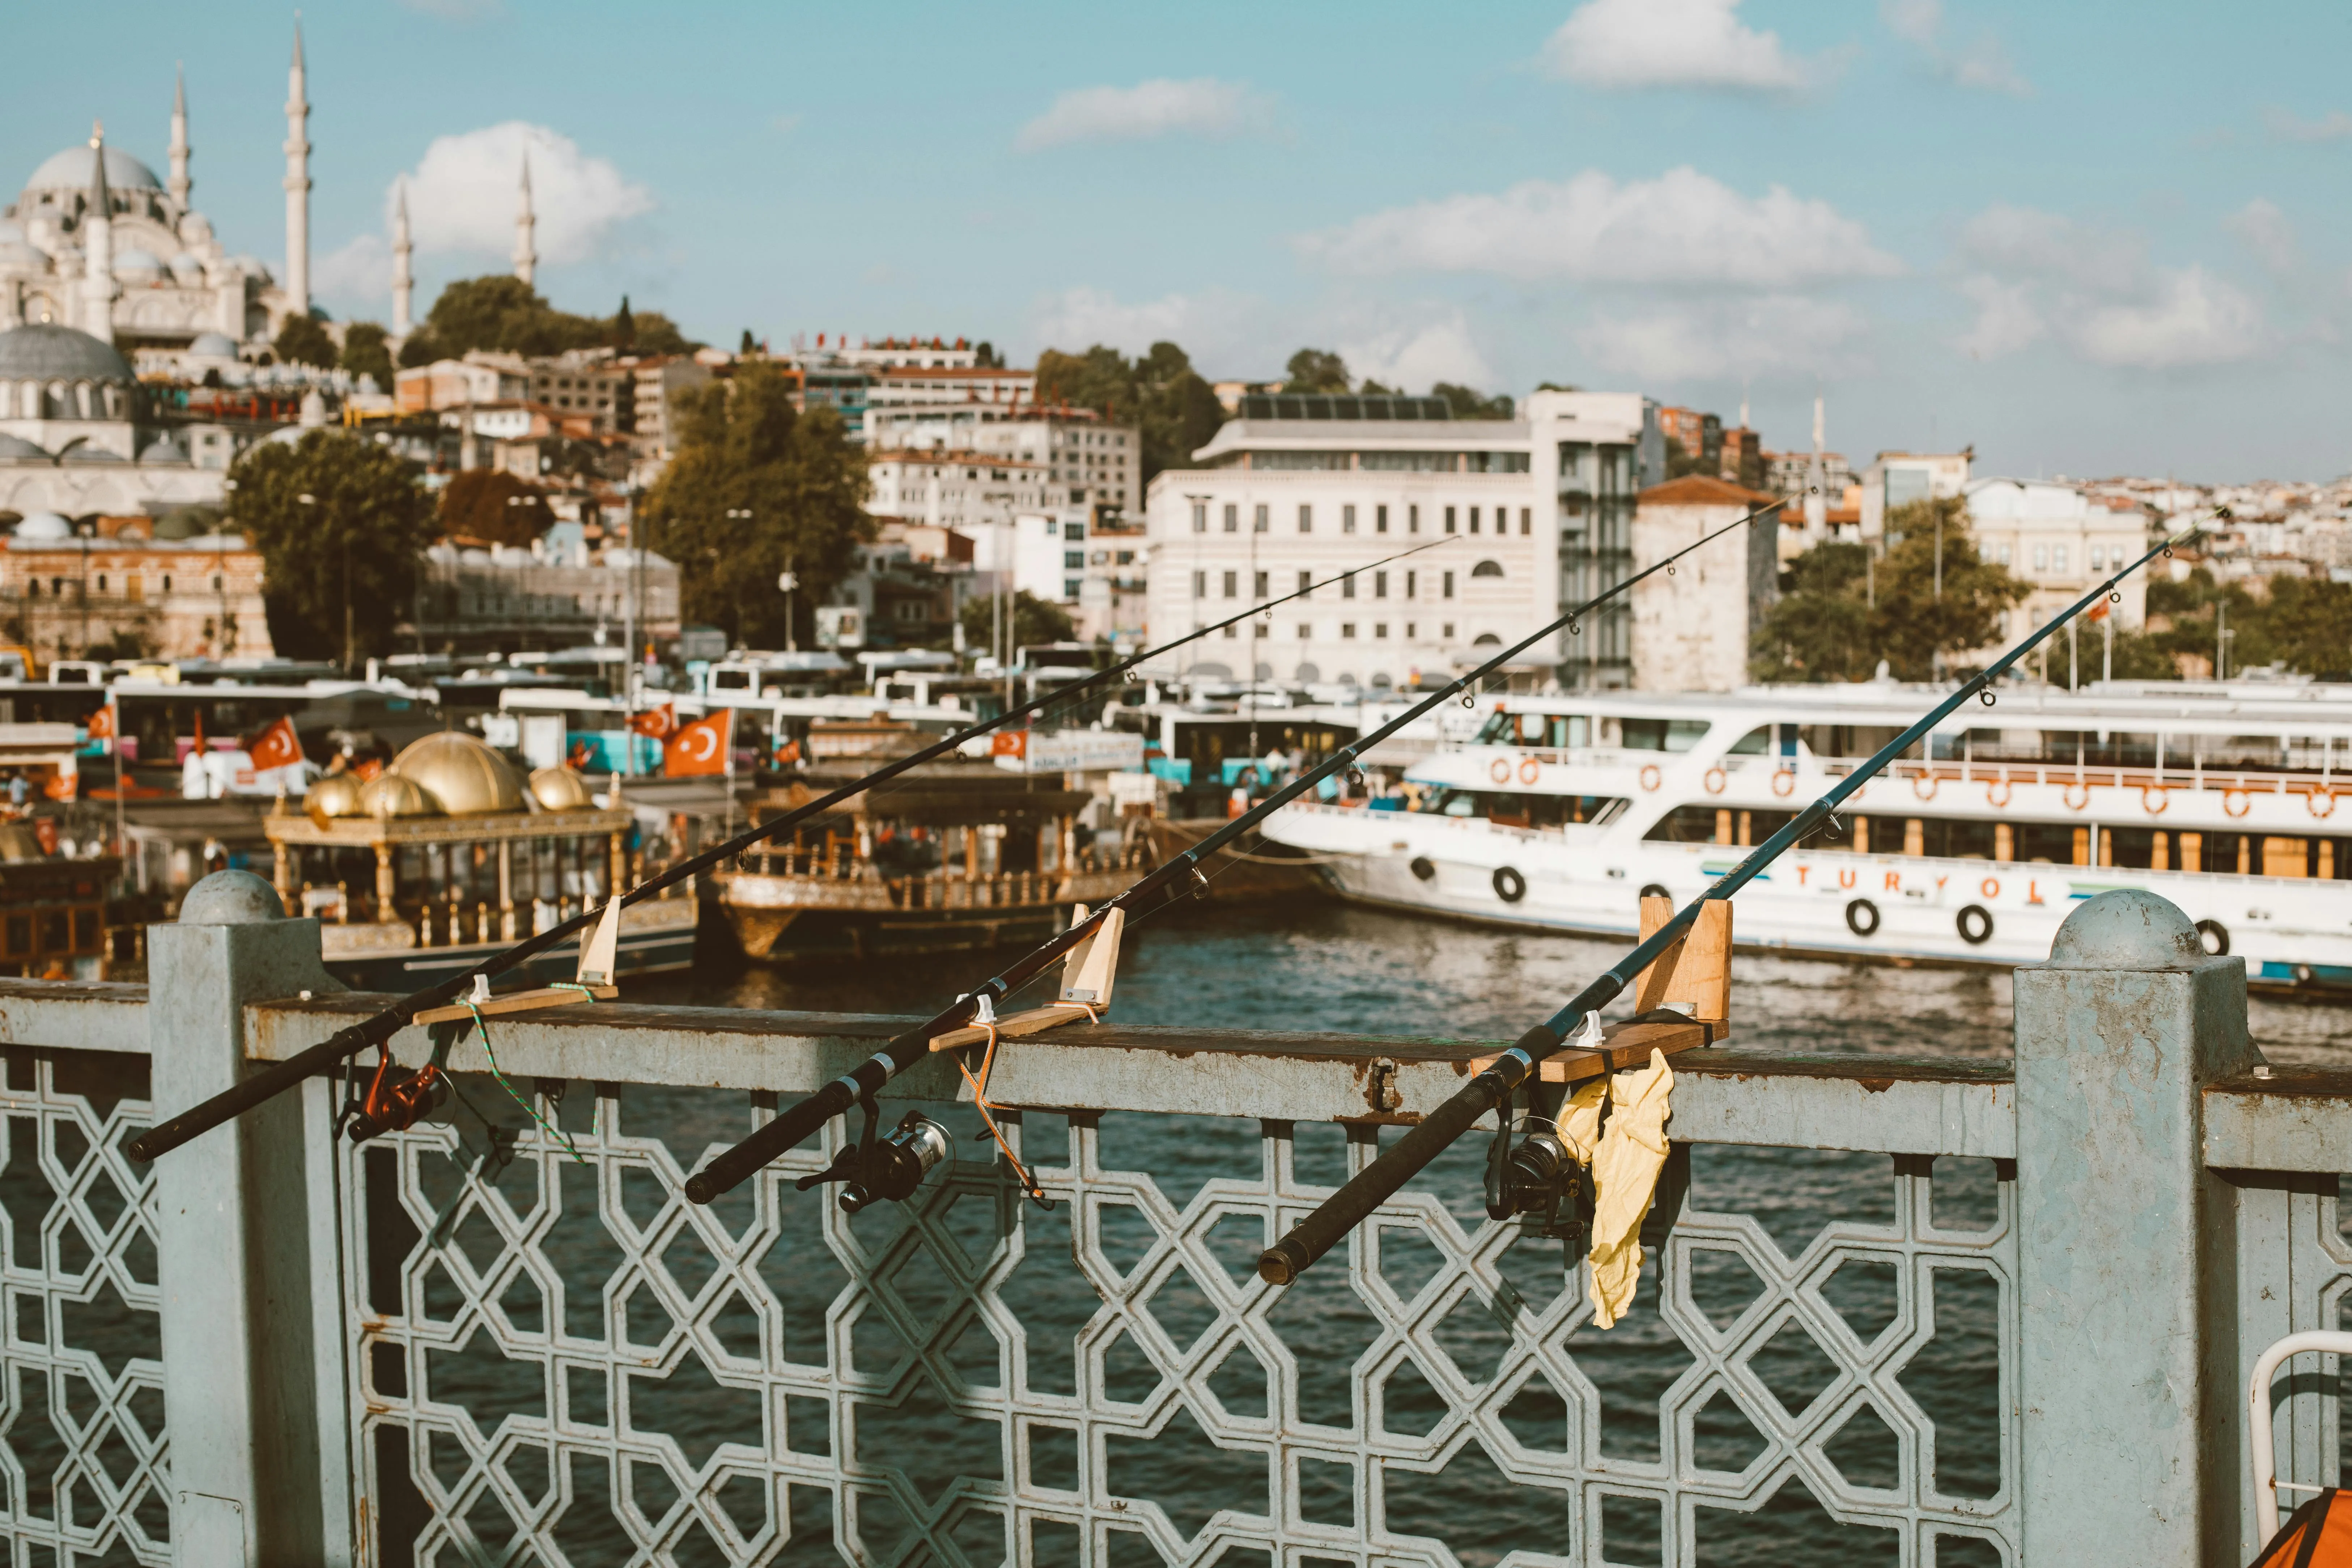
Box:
[1638,474,1778,508]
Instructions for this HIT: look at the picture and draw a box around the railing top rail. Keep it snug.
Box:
[2207,1065,2352,1173]
[0,977,148,1054]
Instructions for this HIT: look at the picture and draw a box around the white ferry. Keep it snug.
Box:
[1261,681,2352,997]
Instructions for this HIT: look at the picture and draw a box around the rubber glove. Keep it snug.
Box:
[1585,1048,1674,1330]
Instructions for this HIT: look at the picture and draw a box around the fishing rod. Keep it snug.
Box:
[126,531,1464,1164]
[682,496,1793,1208]
[1254,515,2214,1287]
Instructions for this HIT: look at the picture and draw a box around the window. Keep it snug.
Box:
[1406,622,1417,638]
[1375,570,1388,598]
[1997,544,2013,565]
[2033,545,2049,571]
[1254,623,1268,638]
[1619,717,1712,752]
[1298,504,1313,534]
[1193,570,1207,599]
[1191,502,1206,533]
[1116,550,1134,565]
[1409,504,1420,534]
[1065,551,1085,569]
[1342,623,1357,638]
[1342,572,1357,599]
[162,574,172,591]
[1254,505,1269,533]
[2054,545,2069,572]
[1376,504,1389,534]
[1223,503,1238,532]
[1298,624,1312,639]
[1445,506,1457,534]
[1375,622,1388,638]
[1406,570,1417,599]
[96,574,106,592]
[2089,546,2105,570]
[1443,571,1456,599]
[1470,506,1481,534]
[1298,571,1313,598]
[1521,507,1532,535]
[1442,622,1455,639]
[1343,504,1357,534]
[1254,570,1269,599]
[1223,571,1237,597]
[1065,578,1081,598]
[1471,560,1504,578]
[1066,522,1086,541]
[1223,623,1237,638]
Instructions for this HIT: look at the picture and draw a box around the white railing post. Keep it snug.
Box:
[149,871,345,1565]
[2012,887,2256,1565]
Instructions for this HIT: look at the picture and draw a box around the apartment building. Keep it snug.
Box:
[1859,450,1974,537]
[1656,406,1721,468]
[626,355,712,463]
[1966,477,2153,635]
[395,350,628,432]
[1142,389,1663,690]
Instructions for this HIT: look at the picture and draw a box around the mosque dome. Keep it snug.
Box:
[357,773,440,819]
[168,252,205,285]
[0,225,44,272]
[21,145,163,196]
[304,771,366,824]
[137,433,187,465]
[113,248,164,284]
[14,512,71,540]
[390,732,525,816]
[187,331,237,358]
[0,435,48,461]
[0,323,134,382]
[527,764,595,812]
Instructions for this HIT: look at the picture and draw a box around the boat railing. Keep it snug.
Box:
[1820,756,2343,799]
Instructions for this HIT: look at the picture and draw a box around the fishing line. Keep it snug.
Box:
[128,531,1466,1163]
[682,497,1795,1205]
[1254,512,2217,1286]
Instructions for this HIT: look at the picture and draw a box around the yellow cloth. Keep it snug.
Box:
[1559,1078,1608,1164]
[1585,1048,1674,1330]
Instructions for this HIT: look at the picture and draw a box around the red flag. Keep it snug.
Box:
[2087,600,2110,622]
[248,716,302,771]
[354,757,384,782]
[773,736,802,765]
[85,704,114,740]
[664,709,734,777]
[990,731,1027,759]
[629,704,678,739]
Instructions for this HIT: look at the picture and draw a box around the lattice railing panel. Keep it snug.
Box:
[0,1050,167,1567]
[341,1081,2014,1567]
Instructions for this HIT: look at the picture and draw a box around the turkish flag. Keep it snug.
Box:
[664,709,734,777]
[248,716,302,771]
[85,704,114,740]
[629,704,678,739]
[990,731,1027,759]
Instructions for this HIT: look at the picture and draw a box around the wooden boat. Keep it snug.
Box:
[1145,817,1329,901]
[712,764,1153,963]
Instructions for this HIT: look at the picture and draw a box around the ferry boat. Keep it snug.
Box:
[1260,681,2352,997]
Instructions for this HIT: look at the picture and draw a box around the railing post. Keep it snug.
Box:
[149,871,345,1566]
[2013,887,2255,1565]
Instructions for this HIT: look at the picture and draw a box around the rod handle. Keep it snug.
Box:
[687,1076,855,1204]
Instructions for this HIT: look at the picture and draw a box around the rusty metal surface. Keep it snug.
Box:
[0,979,148,1054]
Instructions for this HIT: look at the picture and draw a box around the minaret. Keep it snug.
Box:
[390,180,413,340]
[283,19,311,318]
[512,154,536,286]
[84,122,116,346]
[168,65,191,211]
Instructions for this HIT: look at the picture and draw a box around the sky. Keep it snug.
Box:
[8,1,2352,481]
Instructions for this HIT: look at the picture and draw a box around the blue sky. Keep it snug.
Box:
[9,1,2352,480]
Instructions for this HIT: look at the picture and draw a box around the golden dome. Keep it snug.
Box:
[390,732,524,816]
[358,773,441,818]
[527,764,595,812]
[305,771,366,825]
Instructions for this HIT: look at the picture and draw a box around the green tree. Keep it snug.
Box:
[1033,340,1225,484]
[273,313,336,369]
[340,321,394,387]
[2262,575,2352,676]
[973,340,1002,369]
[438,469,552,545]
[1752,499,2029,682]
[959,590,1075,652]
[739,329,759,355]
[1663,437,1709,479]
[2145,566,2352,677]
[396,329,444,368]
[417,275,700,360]
[228,432,434,667]
[1431,381,1513,419]
[642,361,872,648]
[612,295,635,352]
[1284,348,1350,392]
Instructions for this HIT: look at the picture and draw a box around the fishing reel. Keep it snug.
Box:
[340,1032,453,1144]
[1485,1083,1590,1244]
[797,1087,954,1214]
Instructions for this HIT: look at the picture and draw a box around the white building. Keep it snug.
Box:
[1965,477,2154,636]
[1142,390,1663,690]
[866,449,1060,539]
[1628,477,1783,693]
[862,405,1140,516]
[1859,450,1973,538]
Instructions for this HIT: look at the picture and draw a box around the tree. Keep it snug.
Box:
[959,590,1074,653]
[228,432,434,667]
[973,341,1002,369]
[1663,437,1710,480]
[1284,348,1350,393]
[1033,340,1225,484]
[340,322,394,387]
[1432,381,1513,419]
[397,330,444,368]
[2145,566,2352,677]
[417,275,700,360]
[739,329,759,355]
[613,295,635,352]
[273,313,336,369]
[641,360,872,648]
[1752,499,2029,682]
[438,469,553,546]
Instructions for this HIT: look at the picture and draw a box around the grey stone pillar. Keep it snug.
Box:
[2014,888,2257,1565]
[149,872,343,1566]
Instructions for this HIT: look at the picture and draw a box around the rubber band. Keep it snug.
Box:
[464,1001,587,1164]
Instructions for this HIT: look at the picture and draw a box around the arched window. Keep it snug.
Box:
[1471,560,1505,578]
[1472,633,1503,647]
[43,382,68,419]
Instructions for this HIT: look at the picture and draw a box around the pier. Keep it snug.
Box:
[4,879,2343,1563]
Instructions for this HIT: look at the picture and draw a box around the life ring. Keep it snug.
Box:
[2310,789,2338,820]
[1518,757,1541,785]
[2142,786,2168,816]
[1704,767,1727,795]
[2063,781,2091,812]
[1639,883,1670,903]
[1772,770,1796,798]
[1845,898,1881,937]
[1986,780,2012,808]
[1493,866,1527,904]
[2195,918,2229,956]
[2224,789,2251,819]
[1639,764,1662,793]
[1490,758,1512,784]
[1912,774,1938,803]
[1956,905,1994,946]
[1409,856,1436,882]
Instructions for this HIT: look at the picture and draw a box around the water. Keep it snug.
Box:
[410,902,2352,1561]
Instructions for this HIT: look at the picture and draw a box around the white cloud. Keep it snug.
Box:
[1880,0,2028,94]
[2266,107,2352,143]
[2227,198,2300,276]
[1016,79,1271,152]
[1952,274,2043,359]
[1297,167,1899,288]
[1025,286,1274,374]
[1579,295,1870,382]
[2073,267,2264,369]
[397,0,501,18]
[395,122,653,268]
[314,234,391,312]
[1337,317,1496,392]
[1958,204,2144,290]
[1540,0,1815,90]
